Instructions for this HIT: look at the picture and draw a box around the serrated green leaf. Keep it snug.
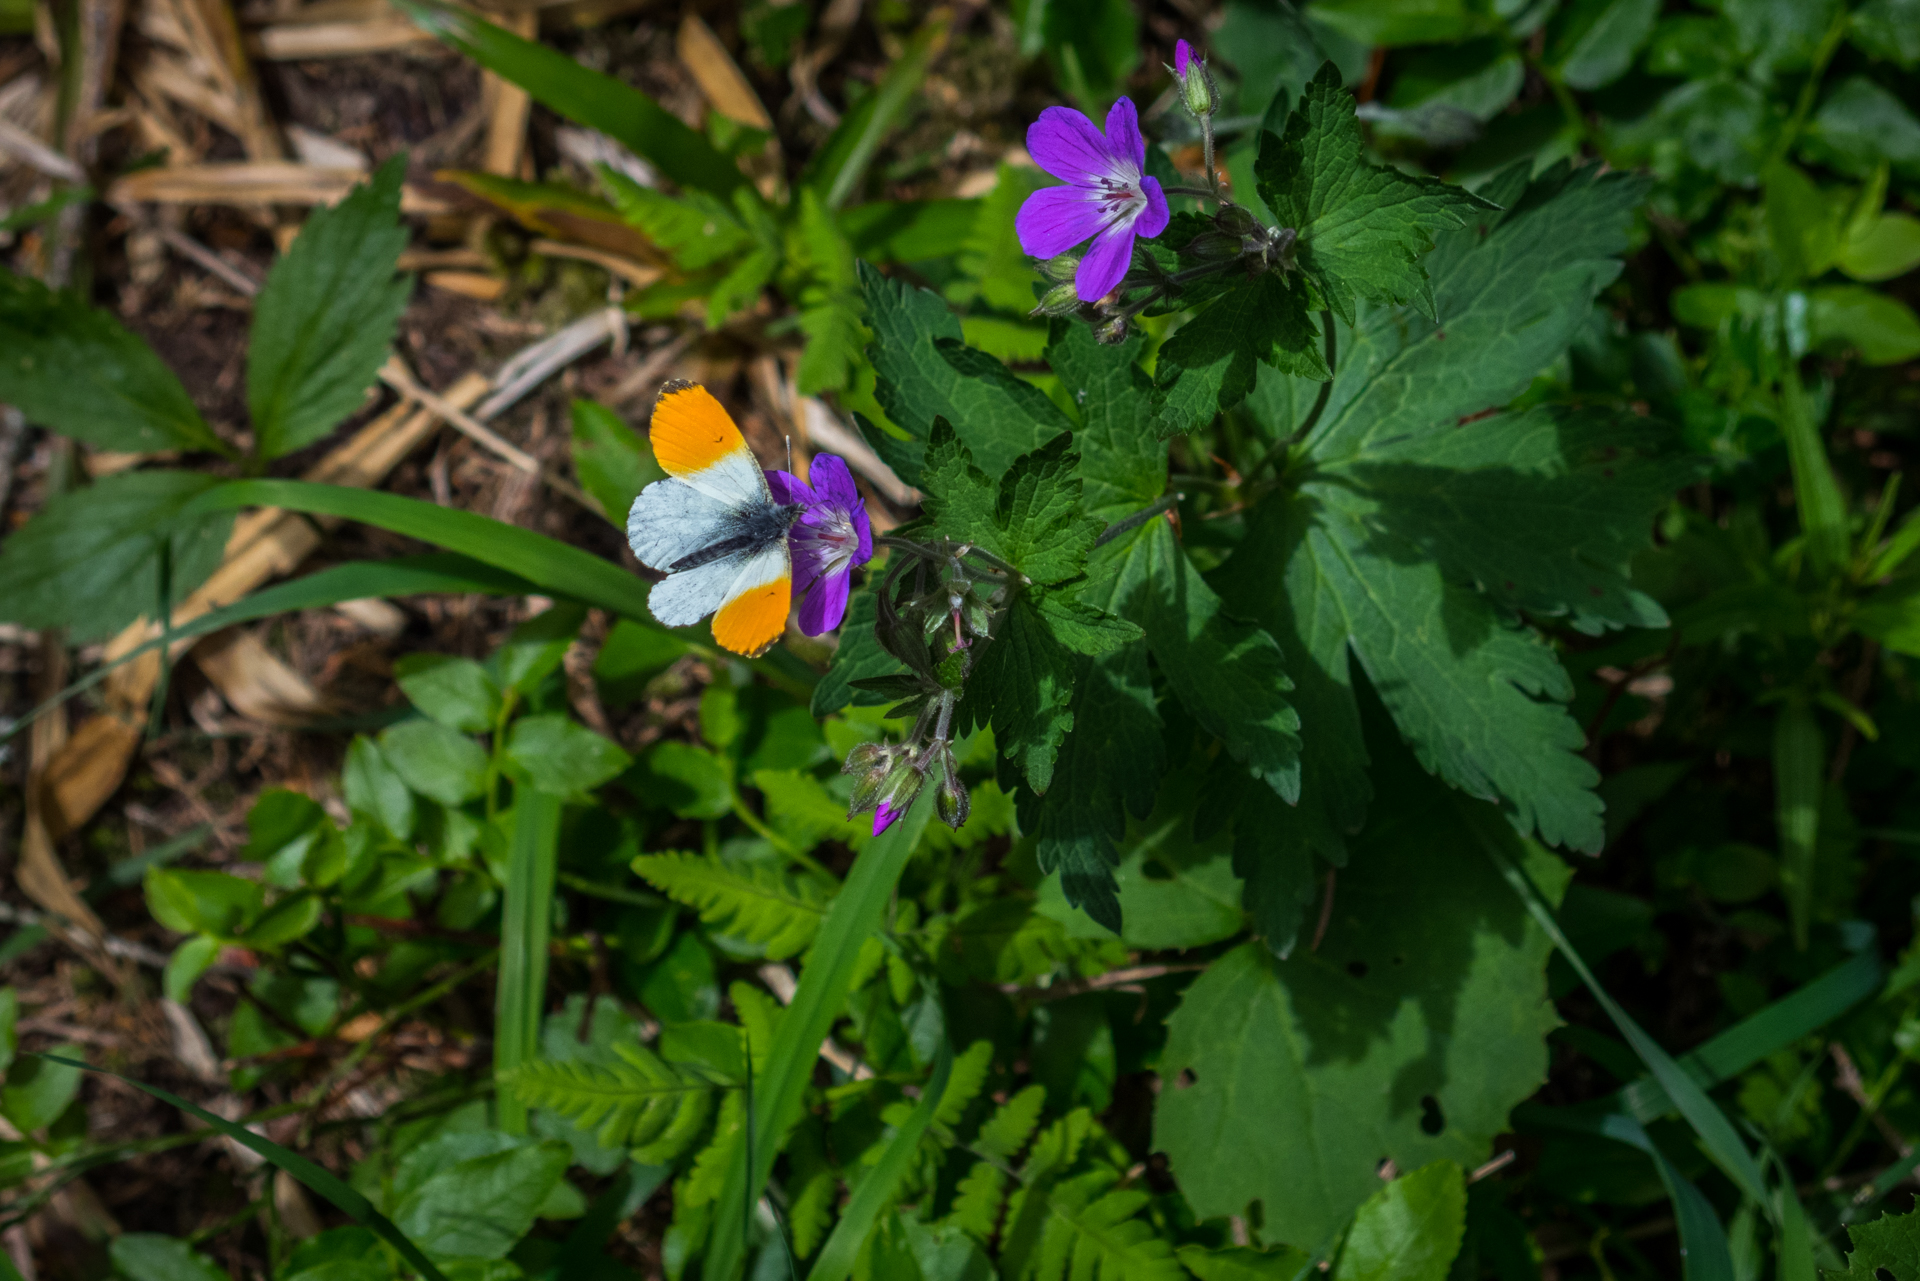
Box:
[1152,748,1569,1247]
[813,587,910,716]
[1154,271,1328,434]
[0,271,227,455]
[959,594,1076,794]
[0,470,234,643]
[632,852,832,959]
[390,1134,570,1260]
[248,156,411,459]
[860,261,1072,483]
[1045,321,1166,523]
[1034,591,1144,656]
[1828,1205,1920,1280]
[789,187,865,396]
[1213,162,1659,857]
[1256,63,1495,326]
[1024,643,1162,933]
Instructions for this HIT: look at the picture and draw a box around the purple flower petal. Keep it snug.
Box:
[1136,175,1170,240]
[1175,39,1191,78]
[1075,219,1136,302]
[807,454,860,511]
[798,565,851,636]
[1027,105,1122,185]
[851,493,873,568]
[873,800,900,836]
[1104,97,1146,173]
[765,469,814,506]
[1016,184,1107,259]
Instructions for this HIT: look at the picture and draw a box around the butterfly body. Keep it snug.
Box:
[627,381,798,657]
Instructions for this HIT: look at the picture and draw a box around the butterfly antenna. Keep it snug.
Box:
[785,433,793,474]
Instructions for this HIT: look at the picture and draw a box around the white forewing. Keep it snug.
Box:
[676,447,769,509]
[627,477,736,571]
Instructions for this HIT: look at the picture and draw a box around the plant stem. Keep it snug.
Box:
[1094,492,1184,547]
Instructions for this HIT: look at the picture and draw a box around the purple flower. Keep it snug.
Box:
[1175,38,1192,77]
[765,453,873,636]
[873,799,902,836]
[1015,97,1170,304]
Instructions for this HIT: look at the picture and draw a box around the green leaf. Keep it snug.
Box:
[1850,0,1920,68]
[1805,76,1920,180]
[960,594,1077,795]
[1028,0,1139,116]
[396,0,744,196]
[248,156,410,459]
[1020,1168,1186,1281]
[1308,0,1484,46]
[1152,752,1570,1246]
[1178,1245,1316,1280]
[753,768,868,854]
[1774,700,1824,950]
[1829,1206,1920,1280]
[633,741,733,818]
[379,720,488,806]
[1810,284,1920,364]
[1045,321,1166,524]
[812,585,911,716]
[859,261,1073,484]
[390,1133,571,1260]
[342,736,416,843]
[109,1234,229,1281]
[0,469,235,643]
[1214,163,1661,858]
[146,868,264,938]
[163,936,221,1004]
[570,398,663,524]
[394,653,503,734]
[1256,63,1495,326]
[920,423,1103,586]
[1837,211,1920,282]
[632,852,833,959]
[506,714,633,795]
[1153,272,1328,434]
[1334,1161,1467,1281]
[0,270,228,455]
[505,1041,725,1161]
[2,1045,82,1132]
[1547,0,1660,89]
[494,601,586,694]
[1033,591,1144,656]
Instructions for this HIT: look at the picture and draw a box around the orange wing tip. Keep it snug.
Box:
[649,382,747,478]
[711,576,791,658]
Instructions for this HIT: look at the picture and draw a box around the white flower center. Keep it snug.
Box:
[803,508,860,576]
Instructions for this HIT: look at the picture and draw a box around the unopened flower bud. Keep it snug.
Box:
[1171,39,1218,120]
[870,756,927,835]
[843,742,887,775]
[1183,231,1241,262]
[1032,282,1082,317]
[1041,253,1081,283]
[934,748,970,830]
[1214,204,1259,237]
[1093,315,1131,346]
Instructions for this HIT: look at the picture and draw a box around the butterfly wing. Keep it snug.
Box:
[646,380,771,508]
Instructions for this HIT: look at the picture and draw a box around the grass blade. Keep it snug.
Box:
[496,788,562,1135]
[808,13,948,211]
[32,1054,450,1281]
[0,553,541,746]
[1460,798,1772,1204]
[394,0,744,198]
[183,480,658,622]
[806,1038,953,1281]
[704,783,936,1281]
[1616,948,1881,1123]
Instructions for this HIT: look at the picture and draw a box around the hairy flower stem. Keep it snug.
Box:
[1094,492,1185,547]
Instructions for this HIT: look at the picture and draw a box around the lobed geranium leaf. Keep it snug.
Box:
[1214,161,1668,859]
[959,594,1077,795]
[1256,62,1496,328]
[1152,272,1328,436]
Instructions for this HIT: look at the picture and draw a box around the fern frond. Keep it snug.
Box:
[728,980,783,1071]
[751,768,866,854]
[502,1042,723,1161]
[1025,1108,1096,1180]
[973,1085,1047,1163]
[784,1116,837,1259]
[633,852,832,959]
[680,1090,744,1209]
[1032,1170,1186,1281]
[947,1161,1009,1241]
[936,1040,995,1128]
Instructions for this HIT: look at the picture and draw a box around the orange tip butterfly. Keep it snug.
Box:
[627,381,800,658]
